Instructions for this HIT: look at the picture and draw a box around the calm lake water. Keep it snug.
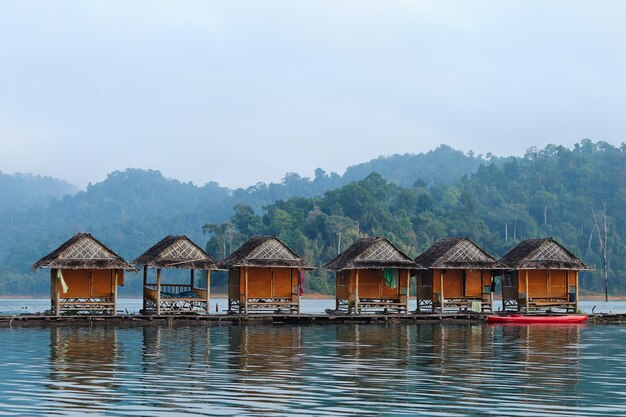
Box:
[0,322,626,416]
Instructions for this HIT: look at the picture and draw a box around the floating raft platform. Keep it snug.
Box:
[0,312,486,327]
[0,312,624,327]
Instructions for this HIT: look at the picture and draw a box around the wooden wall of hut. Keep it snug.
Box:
[417,268,493,313]
[228,267,300,313]
[50,268,123,315]
[335,268,410,313]
[502,270,578,312]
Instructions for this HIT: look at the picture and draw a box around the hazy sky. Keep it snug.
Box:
[1,1,625,189]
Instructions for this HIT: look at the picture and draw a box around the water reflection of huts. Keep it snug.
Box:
[499,238,591,313]
[219,236,313,314]
[227,325,304,413]
[33,233,133,315]
[324,237,422,314]
[133,235,219,315]
[229,325,303,371]
[414,237,506,313]
[48,326,120,409]
[496,324,582,392]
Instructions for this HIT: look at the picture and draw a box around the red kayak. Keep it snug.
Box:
[486,314,588,324]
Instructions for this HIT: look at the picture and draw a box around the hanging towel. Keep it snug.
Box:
[471,300,482,312]
[57,270,68,294]
[298,269,305,296]
[384,269,399,289]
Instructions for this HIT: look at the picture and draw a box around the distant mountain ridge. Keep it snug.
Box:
[0,171,77,213]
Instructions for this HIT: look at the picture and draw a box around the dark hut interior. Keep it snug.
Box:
[133,235,218,315]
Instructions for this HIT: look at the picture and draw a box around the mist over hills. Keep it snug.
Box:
[2,142,621,297]
[0,172,76,213]
[0,145,495,295]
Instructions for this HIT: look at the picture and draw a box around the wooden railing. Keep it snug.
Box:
[144,284,207,300]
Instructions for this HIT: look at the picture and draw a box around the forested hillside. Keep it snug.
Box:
[0,146,489,295]
[204,140,624,294]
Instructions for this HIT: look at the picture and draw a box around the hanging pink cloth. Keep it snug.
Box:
[298,269,305,296]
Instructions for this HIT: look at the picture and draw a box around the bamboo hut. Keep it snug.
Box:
[219,236,314,314]
[133,235,219,315]
[414,237,506,313]
[499,238,591,312]
[324,237,423,314]
[33,233,133,315]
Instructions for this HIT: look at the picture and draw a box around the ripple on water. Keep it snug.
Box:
[0,323,626,415]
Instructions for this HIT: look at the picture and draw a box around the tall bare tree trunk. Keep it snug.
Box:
[592,203,609,302]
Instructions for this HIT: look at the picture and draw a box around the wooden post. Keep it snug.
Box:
[575,270,579,313]
[143,265,147,313]
[190,269,195,290]
[112,270,118,316]
[355,270,360,314]
[206,269,211,315]
[405,269,410,314]
[51,269,58,316]
[336,272,340,311]
[244,267,248,314]
[292,269,300,314]
[156,268,162,315]
[525,270,529,313]
[488,271,494,311]
[379,269,383,300]
[440,269,444,313]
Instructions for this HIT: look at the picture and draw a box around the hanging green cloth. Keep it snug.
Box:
[384,269,399,289]
[57,270,68,294]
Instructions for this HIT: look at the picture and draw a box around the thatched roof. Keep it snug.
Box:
[414,237,507,270]
[218,236,314,269]
[133,235,219,270]
[33,233,133,271]
[500,237,591,270]
[324,237,423,271]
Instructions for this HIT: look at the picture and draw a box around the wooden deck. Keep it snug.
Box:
[0,312,485,327]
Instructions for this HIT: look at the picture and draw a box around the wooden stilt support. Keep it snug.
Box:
[112,270,118,316]
[206,269,211,315]
[244,267,248,314]
[405,269,410,314]
[525,270,529,313]
[440,269,444,313]
[143,266,147,313]
[575,271,579,313]
[355,270,360,314]
[156,268,162,315]
[51,269,59,316]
